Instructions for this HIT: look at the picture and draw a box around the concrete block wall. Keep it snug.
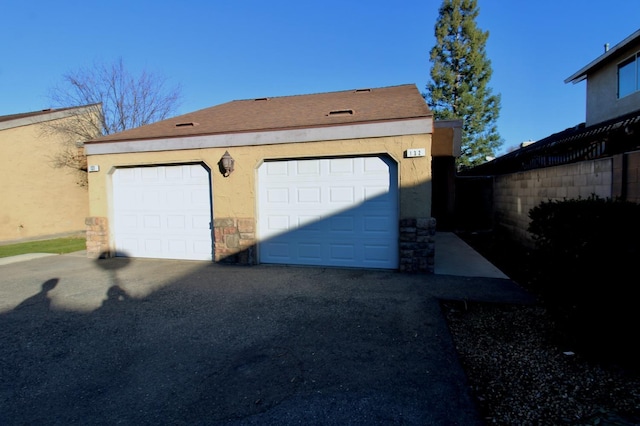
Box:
[493,158,613,246]
[613,150,640,203]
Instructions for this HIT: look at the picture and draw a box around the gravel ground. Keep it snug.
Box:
[446,232,640,425]
[443,301,640,425]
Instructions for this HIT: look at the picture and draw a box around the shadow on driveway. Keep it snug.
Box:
[0,255,533,425]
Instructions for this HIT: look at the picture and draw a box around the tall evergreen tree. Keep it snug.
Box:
[424,0,502,168]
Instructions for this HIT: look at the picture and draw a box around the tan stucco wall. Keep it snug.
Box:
[585,43,640,126]
[432,120,462,157]
[86,133,432,250]
[0,117,90,242]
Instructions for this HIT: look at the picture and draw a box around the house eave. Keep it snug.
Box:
[0,104,101,131]
[85,117,433,155]
[565,28,640,84]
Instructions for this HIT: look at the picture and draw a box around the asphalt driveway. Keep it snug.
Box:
[0,253,533,425]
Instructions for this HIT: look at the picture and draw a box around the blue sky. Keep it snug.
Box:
[2,1,639,155]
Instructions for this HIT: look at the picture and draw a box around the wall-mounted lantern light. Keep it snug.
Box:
[219,151,235,177]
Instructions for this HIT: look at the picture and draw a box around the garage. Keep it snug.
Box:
[258,156,398,269]
[112,164,213,260]
[86,84,441,272]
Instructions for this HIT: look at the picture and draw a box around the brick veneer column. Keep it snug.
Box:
[85,217,110,259]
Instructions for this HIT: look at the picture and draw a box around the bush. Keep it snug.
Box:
[527,196,640,365]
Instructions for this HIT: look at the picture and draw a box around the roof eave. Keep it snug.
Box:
[565,28,640,84]
[0,104,101,131]
[85,115,432,145]
[85,116,433,155]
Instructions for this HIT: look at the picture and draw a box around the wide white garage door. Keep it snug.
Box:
[112,164,213,260]
[258,156,398,269]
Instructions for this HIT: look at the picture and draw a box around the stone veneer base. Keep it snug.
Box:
[85,216,435,273]
[399,217,436,273]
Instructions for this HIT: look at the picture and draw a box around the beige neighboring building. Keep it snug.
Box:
[0,106,98,243]
[85,84,461,272]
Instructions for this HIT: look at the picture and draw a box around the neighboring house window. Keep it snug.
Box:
[618,52,640,98]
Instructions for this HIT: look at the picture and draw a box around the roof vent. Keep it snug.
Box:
[354,88,371,93]
[327,109,354,116]
[175,122,198,127]
[254,97,269,101]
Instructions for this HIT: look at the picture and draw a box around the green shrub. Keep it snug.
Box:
[527,196,640,365]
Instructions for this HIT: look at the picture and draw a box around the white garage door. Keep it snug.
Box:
[112,164,213,260]
[258,156,398,269]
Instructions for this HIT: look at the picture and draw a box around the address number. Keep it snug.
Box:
[406,148,426,158]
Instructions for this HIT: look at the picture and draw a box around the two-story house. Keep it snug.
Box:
[565,29,640,127]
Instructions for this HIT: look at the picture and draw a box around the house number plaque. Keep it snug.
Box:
[406,148,426,158]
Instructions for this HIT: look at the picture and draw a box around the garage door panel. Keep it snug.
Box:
[192,215,212,229]
[142,215,160,228]
[141,168,160,180]
[113,165,213,261]
[144,239,162,253]
[116,168,136,181]
[166,191,184,205]
[298,243,322,260]
[191,189,210,205]
[363,215,392,233]
[297,161,321,175]
[330,215,354,232]
[329,158,354,174]
[297,187,321,203]
[330,243,355,261]
[168,239,186,253]
[118,238,139,253]
[364,185,390,200]
[297,215,321,228]
[167,215,185,229]
[363,244,392,262]
[263,241,290,258]
[329,187,355,203]
[364,156,389,172]
[266,188,289,203]
[258,157,398,269]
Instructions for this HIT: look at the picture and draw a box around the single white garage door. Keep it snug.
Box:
[112,164,213,260]
[258,156,398,269]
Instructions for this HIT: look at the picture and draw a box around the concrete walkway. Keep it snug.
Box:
[434,232,508,278]
[0,232,508,279]
[0,252,58,266]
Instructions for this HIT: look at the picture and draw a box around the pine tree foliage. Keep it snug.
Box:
[425,0,502,168]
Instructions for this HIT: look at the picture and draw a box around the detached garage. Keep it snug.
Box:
[85,84,458,273]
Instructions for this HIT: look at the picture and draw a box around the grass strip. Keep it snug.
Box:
[0,237,86,258]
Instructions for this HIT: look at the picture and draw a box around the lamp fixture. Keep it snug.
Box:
[219,151,235,177]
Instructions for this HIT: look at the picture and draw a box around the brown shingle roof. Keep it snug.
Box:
[88,84,431,144]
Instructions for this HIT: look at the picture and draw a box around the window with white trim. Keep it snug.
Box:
[618,52,640,98]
